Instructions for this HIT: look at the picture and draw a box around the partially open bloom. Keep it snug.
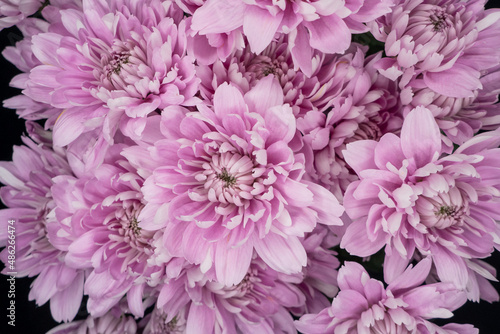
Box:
[0,123,84,322]
[125,77,344,285]
[341,106,500,290]
[295,258,477,334]
[197,36,369,119]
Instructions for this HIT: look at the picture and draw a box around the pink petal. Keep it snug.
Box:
[374,133,404,170]
[341,217,387,257]
[186,304,216,334]
[244,75,285,115]
[431,246,469,289]
[253,233,307,274]
[290,25,313,77]
[50,271,84,322]
[424,63,481,98]
[303,14,350,54]
[305,180,344,225]
[343,140,378,176]
[400,106,441,168]
[213,82,246,119]
[243,6,284,54]
[215,240,254,286]
[191,0,245,34]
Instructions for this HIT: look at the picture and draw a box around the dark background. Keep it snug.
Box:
[1,1,500,333]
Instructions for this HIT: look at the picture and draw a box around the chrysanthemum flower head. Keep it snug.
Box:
[0,0,44,30]
[124,76,344,285]
[341,105,500,290]
[25,0,197,147]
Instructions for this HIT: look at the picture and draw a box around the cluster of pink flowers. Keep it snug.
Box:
[1,0,500,333]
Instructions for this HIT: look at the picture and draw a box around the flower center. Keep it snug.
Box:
[246,53,288,83]
[349,120,383,142]
[199,152,257,205]
[128,217,142,236]
[417,187,469,230]
[435,205,458,217]
[429,8,451,32]
[105,50,130,77]
[216,168,237,188]
[236,270,257,294]
[115,203,154,250]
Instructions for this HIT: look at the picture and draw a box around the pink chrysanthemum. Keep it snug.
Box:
[341,106,500,290]
[124,77,343,285]
[190,0,394,76]
[0,122,84,322]
[51,157,166,317]
[296,258,477,334]
[25,0,197,147]
[372,0,500,98]
[157,256,305,333]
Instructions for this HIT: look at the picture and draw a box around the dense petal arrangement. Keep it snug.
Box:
[125,77,344,285]
[25,0,196,148]
[342,106,500,291]
[0,0,500,332]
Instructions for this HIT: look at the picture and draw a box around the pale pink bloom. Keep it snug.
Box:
[190,0,394,76]
[341,106,500,290]
[124,77,344,285]
[0,0,43,30]
[51,158,166,317]
[157,256,305,334]
[0,123,84,322]
[296,258,477,334]
[372,0,500,98]
[187,22,246,66]
[25,0,197,148]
